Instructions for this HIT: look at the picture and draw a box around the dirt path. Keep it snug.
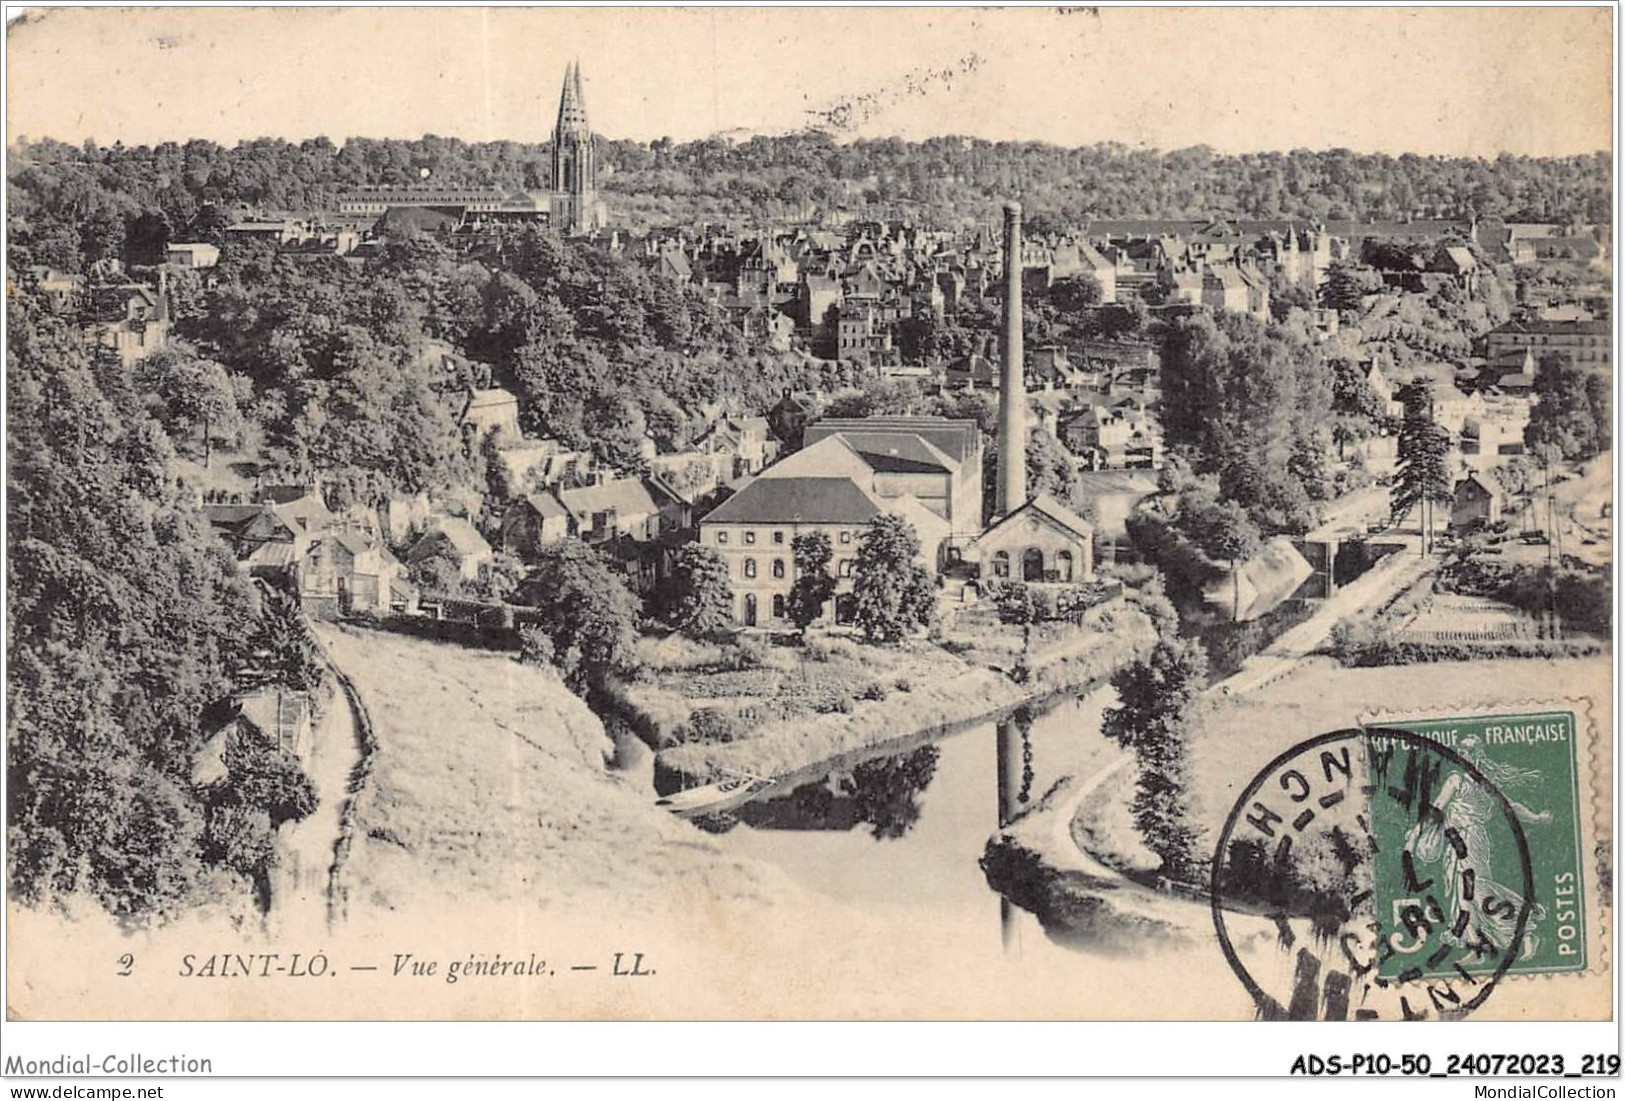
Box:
[1218,548,1434,695]
[269,624,372,932]
[271,670,360,930]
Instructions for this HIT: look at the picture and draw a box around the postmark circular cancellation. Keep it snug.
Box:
[1210,725,1554,1020]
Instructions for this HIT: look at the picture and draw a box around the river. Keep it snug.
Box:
[712,575,1343,960]
[720,684,1121,961]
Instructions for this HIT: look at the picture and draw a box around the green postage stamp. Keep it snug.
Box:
[1211,701,1605,1020]
[1367,708,1595,980]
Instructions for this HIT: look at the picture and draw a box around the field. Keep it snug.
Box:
[622,630,968,747]
[1077,654,1612,879]
[641,601,1158,784]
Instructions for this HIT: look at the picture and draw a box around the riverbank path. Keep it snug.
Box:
[1218,547,1436,696]
[1051,539,1440,897]
[271,626,365,932]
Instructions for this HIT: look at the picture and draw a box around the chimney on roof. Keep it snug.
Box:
[996,201,1027,518]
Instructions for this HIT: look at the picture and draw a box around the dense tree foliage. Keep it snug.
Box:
[1174,486,1263,566]
[175,239,473,508]
[664,544,735,639]
[1391,381,1454,551]
[981,427,1085,522]
[248,588,326,695]
[161,225,843,505]
[7,291,268,919]
[133,348,245,465]
[1102,636,1208,878]
[786,531,837,633]
[1158,310,1333,534]
[512,541,640,689]
[407,541,466,598]
[1525,354,1611,462]
[213,727,318,829]
[380,227,836,471]
[850,515,936,644]
[1328,356,1389,457]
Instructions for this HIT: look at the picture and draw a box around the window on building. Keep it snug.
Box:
[717,530,729,545]
[839,531,852,544]
[771,559,785,579]
[744,558,757,579]
[772,531,785,544]
[992,550,1011,579]
[744,531,757,545]
[839,559,853,578]
[772,594,785,619]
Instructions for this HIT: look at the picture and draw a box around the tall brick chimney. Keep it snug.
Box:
[995,200,1026,518]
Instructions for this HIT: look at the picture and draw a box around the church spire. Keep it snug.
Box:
[555,59,590,136]
[548,60,604,235]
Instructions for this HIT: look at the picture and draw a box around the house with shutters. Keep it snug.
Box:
[1486,318,1610,371]
[697,469,944,629]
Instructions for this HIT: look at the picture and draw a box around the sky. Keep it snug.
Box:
[4,5,1614,157]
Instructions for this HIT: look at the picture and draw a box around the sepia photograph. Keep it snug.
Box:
[1,1,1616,1057]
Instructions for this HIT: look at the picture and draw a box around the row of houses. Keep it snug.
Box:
[202,485,419,617]
[663,215,1343,364]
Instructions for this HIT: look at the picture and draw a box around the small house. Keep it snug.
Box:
[194,688,313,785]
[500,493,571,559]
[165,242,221,269]
[556,477,690,544]
[461,387,522,443]
[86,280,171,367]
[1451,472,1505,530]
[407,516,493,581]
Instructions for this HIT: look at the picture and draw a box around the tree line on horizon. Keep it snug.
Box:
[7,133,1611,270]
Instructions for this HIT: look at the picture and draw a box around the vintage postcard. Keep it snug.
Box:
[3,5,1614,1028]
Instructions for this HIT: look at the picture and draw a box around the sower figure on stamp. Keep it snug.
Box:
[1405,736,1551,962]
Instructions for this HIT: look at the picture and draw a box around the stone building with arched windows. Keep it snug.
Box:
[976,494,1095,585]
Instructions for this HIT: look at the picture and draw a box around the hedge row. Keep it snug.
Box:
[1340,636,1606,667]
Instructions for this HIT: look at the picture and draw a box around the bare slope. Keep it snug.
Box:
[321,625,793,916]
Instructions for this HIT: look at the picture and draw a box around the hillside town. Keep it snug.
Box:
[7,37,1613,1029]
[20,65,1608,631]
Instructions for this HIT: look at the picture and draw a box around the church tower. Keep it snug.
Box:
[549,61,605,236]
